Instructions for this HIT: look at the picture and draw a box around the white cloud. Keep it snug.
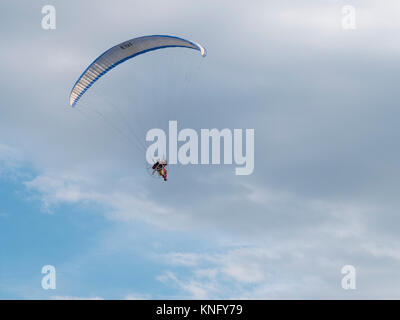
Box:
[363,242,400,261]
[23,171,192,229]
[157,271,216,299]
[193,268,218,280]
[0,144,24,176]
[124,293,151,300]
[157,247,295,299]
[164,252,209,266]
[51,295,104,300]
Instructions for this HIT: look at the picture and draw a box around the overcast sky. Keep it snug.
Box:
[1,0,400,299]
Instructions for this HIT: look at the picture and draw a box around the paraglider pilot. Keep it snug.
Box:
[152,160,168,181]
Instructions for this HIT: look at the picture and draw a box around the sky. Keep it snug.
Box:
[1,0,400,299]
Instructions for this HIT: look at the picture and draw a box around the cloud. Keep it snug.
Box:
[124,293,151,300]
[52,293,151,300]
[23,171,192,229]
[157,271,216,299]
[155,245,347,299]
[157,247,294,299]
[51,296,104,300]
[0,144,24,176]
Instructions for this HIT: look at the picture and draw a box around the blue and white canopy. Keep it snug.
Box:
[69,35,206,107]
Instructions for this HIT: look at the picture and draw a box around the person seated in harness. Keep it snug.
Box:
[152,160,167,181]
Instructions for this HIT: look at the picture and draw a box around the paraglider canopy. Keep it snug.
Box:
[69,35,206,107]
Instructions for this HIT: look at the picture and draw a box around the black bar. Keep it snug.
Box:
[0,300,393,318]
